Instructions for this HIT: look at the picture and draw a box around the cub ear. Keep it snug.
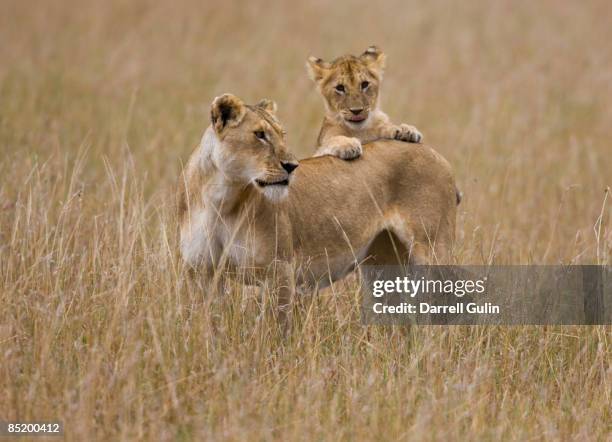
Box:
[360,45,386,75]
[306,56,331,82]
[211,93,246,134]
[256,98,277,114]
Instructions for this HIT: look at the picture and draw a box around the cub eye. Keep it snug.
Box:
[335,84,345,93]
[361,81,370,90]
[254,130,266,140]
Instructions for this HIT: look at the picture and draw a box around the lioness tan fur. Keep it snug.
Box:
[178,94,457,320]
[306,46,423,160]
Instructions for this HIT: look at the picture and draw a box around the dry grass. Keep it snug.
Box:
[1,0,611,440]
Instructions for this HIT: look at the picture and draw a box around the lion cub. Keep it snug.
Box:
[306,46,422,160]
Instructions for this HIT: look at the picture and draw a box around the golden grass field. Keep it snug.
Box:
[1,0,611,440]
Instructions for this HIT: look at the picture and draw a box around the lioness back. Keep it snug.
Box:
[287,140,456,269]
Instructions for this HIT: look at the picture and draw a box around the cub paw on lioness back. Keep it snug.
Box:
[306,45,423,160]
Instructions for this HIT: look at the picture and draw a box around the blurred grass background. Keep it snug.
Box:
[0,0,610,440]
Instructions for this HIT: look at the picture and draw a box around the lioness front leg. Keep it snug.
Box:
[273,261,295,334]
[381,123,423,143]
[315,135,362,160]
[185,263,228,296]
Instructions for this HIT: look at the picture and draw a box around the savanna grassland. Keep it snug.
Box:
[0,0,611,440]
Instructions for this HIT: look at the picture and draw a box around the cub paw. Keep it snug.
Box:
[334,138,363,160]
[316,137,363,160]
[318,138,362,160]
[394,124,423,143]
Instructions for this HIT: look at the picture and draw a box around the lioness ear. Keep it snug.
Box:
[360,45,386,75]
[256,98,277,114]
[306,56,331,82]
[211,93,246,134]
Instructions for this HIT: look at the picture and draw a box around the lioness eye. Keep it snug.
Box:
[361,81,370,90]
[254,130,266,140]
[335,84,345,93]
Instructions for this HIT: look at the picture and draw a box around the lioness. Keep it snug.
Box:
[307,46,422,160]
[178,94,456,320]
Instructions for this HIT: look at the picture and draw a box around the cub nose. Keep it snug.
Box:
[281,161,299,174]
[350,108,363,115]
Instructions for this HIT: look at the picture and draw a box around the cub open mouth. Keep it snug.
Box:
[255,178,289,187]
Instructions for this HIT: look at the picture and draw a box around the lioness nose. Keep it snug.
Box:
[281,162,299,174]
[350,108,363,115]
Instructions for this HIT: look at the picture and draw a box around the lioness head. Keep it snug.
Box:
[306,46,386,127]
[210,94,299,201]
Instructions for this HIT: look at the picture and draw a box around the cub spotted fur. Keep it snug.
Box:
[307,45,423,160]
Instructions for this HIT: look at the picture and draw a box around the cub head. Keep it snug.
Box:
[306,45,386,127]
[210,94,299,201]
